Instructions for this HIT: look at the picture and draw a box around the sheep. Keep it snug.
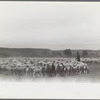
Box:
[33,66,43,77]
[0,57,90,78]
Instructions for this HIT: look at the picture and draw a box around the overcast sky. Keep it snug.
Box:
[0,2,100,50]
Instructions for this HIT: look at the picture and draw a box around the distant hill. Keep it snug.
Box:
[0,47,100,57]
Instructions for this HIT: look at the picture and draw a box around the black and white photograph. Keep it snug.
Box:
[0,1,100,99]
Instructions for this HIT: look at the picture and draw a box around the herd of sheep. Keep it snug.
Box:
[82,58,100,64]
[0,57,94,78]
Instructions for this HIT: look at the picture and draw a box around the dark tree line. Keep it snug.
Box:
[82,50,88,57]
[63,49,88,57]
[63,49,72,57]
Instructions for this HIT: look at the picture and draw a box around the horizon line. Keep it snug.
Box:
[0,47,100,51]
